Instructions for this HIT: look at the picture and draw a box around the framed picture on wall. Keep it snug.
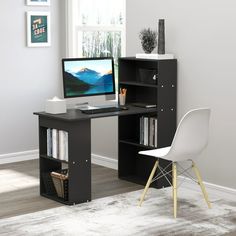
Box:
[26,0,50,6]
[27,11,51,47]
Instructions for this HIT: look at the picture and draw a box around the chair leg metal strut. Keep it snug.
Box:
[139,160,159,206]
[192,161,211,209]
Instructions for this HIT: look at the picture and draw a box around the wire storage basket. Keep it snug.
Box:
[50,169,69,201]
[42,172,57,195]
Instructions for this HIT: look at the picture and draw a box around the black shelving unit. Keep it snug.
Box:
[118,57,177,188]
[37,116,91,205]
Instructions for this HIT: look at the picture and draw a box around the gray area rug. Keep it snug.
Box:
[0,188,236,236]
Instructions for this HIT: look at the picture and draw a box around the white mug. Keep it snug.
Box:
[119,94,126,106]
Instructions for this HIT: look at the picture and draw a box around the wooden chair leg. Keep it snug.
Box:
[172,162,177,218]
[192,161,211,209]
[139,160,158,206]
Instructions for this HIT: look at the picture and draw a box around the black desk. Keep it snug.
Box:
[34,105,157,205]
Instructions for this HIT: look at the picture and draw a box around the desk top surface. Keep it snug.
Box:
[34,105,157,122]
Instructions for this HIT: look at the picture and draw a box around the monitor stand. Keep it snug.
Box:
[74,102,90,110]
[74,102,99,111]
[74,101,119,111]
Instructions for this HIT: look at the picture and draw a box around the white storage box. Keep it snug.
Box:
[45,97,66,114]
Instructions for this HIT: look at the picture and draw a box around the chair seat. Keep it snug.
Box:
[139,146,171,159]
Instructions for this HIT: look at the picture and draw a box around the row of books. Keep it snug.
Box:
[140,116,158,147]
[47,128,68,161]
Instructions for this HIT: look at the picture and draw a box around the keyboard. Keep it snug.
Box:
[81,106,124,114]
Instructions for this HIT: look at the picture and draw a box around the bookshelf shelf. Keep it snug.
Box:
[118,57,177,188]
[40,154,68,164]
[119,139,155,149]
[120,81,158,88]
[41,193,70,205]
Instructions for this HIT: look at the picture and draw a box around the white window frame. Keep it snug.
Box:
[66,0,126,58]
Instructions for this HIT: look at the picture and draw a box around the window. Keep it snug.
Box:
[67,0,126,67]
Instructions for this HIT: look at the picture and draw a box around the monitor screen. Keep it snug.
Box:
[62,57,115,98]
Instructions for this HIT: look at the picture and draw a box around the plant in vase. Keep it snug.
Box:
[139,28,157,54]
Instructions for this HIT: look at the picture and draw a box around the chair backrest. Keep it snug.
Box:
[169,108,211,161]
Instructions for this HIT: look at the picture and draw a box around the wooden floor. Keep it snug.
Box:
[0,159,142,219]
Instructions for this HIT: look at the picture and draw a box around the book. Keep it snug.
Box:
[140,116,144,144]
[136,53,174,60]
[154,118,158,147]
[64,131,68,162]
[149,118,155,147]
[46,128,52,156]
[132,103,157,108]
[59,130,65,160]
[59,130,69,161]
[52,129,59,158]
[144,117,149,146]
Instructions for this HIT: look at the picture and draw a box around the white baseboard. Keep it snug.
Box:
[0,150,38,165]
[179,176,236,198]
[91,153,118,170]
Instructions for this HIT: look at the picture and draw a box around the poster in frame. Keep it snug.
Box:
[26,0,50,6]
[27,11,51,47]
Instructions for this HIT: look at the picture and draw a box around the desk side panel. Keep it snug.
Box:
[68,120,91,204]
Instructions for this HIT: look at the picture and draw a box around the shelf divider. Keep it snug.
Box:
[119,139,156,150]
[120,81,158,88]
[40,154,68,164]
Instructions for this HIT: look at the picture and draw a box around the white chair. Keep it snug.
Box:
[138,108,211,218]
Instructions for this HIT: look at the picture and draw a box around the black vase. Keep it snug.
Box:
[158,19,165,54]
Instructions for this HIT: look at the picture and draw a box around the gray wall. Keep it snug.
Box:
[127,0,236,189]
[0,0,63,154]
[91,116,118,159]
[0,0,117,161]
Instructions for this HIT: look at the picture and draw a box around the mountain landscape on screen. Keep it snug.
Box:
[75,68,100,85]
[64,67,114,97]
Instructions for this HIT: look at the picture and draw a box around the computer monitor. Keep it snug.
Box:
[62,57,115,99]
